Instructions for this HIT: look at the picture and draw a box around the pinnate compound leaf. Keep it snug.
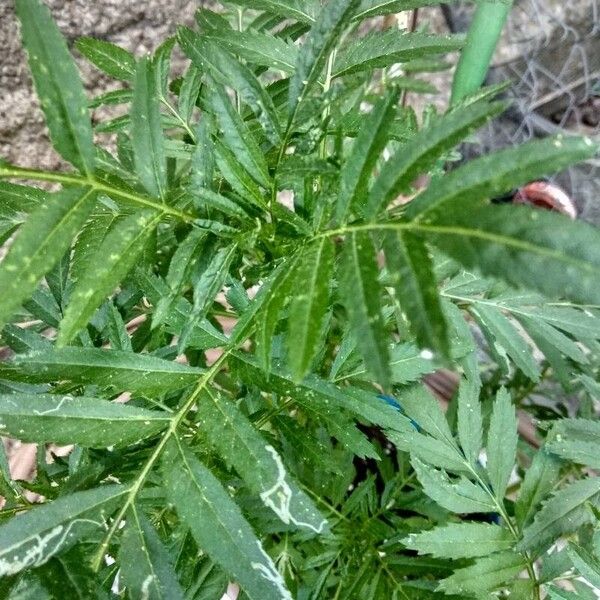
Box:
[384,230,449,357]
[456,376,483,468]
[333,30,464,77]
[486,388,518,501]
[288,0,359,118]
[0,394,169,447]
[132,57,168,198]
[288,239,334,381]
[336,87,399,224]
[75,37,136,81]
[0,485,126,577]
[197,388,328,533]
[0,187,96,332]
[120,505,185,600]
[411,456,496,514]
[162,437,292,600]
[15,0,94,174]
[58,210,160,346]
[340,232,390,389]
[518,477,600,555]
[0,347,204,395]
[403,522,512,559]
[423,203,600,307]
[437,551,525,596]
[367,100,506,218]
[546,418,600,469]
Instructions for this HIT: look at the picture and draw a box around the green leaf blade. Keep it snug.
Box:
[75,37,136,81]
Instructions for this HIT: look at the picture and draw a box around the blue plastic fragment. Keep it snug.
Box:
[377,394,421,431]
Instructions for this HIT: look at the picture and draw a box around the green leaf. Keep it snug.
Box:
[288,239,334,380]
[162,437,293,600]
[354,0,444,20]
[486,388,518,501]
[75,37,136,81]
[518,477,600,555]
[178,243,237,352]
[340,232,390,389]
[58,210,159,345]
[437,551,525,596]
[424,203,600,307]
[403,522,513,559]
[15,0,94,174]
[177,65,203,125]
[333,31,464,78]
[456,376,483,467]
[0,187,96,332]
[132,57,168,198]
[0,347,203,395]
[0,393,169,447]
[204,81,271,189]
[288,0,359,118]
[515,448,561,527]
[203,29,298,73]
[224,0,318,24]
[0,182,45,221]
[120,505,185,600]
[179,29,281,143]
[547,419,600,469]
[0,485,126,577]
[411,456,496,513]
[568,544,600,589]
[383,230,449,357]
[336,87,399,224]
[367,100,505,218]
[197,387,328,533]
[105,303,132,352]
[407,135,598,220]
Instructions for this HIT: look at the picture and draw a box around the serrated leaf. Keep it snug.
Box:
[197,387,328,533]
[547,419,600,468]
[336,87,399,224]
[224,0,318,24]
[403,522,512,559]
[0,394,169,447]
[153,228,206,329]
[0,182,45,221]
[58,210,160,345]
[471,304,540,380]
[354,0,444,20]
[333,31,464,78]
[437,550,525,596]
[567,544,600,589]
[120,505,185,600]
[407,135,598,220]
[518,477,600,555]
[0,347,203,395]
[15,0,94,174]
[384,230,449,357]
[457,376,483,467]
[105,303,132,352]
[177,65,202,125]
[515,448,561,527]
[367,100,505,218]
[75,37,136,81]
[486,388,518,501]
[0,187,96,331]
[204,81,270,189]
[203,29,297,73]
[178,243,237,352]
[288,0,359,118]
[162,437,292,600]
[179,30,281,143]
[411,456,496,513]
[0,485,126,577]
[132,57,168,198]
[288,239,334,380]
[340,232,390,388]
[424,203,600,308]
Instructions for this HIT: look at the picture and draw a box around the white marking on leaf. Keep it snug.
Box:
[140,574,155,600]
[32,395,71,416]
[250,542,292,600]
[259,445,326,534]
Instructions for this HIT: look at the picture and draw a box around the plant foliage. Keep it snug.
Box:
[1,0,600,598]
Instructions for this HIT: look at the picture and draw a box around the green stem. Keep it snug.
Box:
[0,164,195,222]
[450,0,514,105]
